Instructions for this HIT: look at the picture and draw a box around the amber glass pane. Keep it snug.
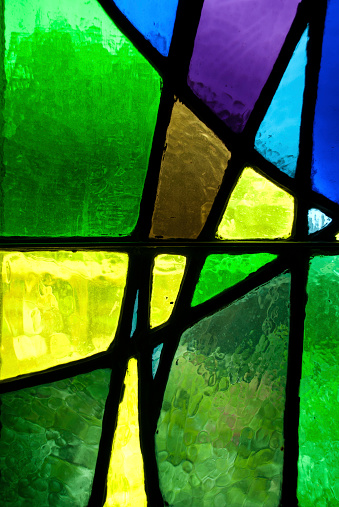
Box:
[105,358,147,506]
[1,251,128,379]
[150,100,231,239]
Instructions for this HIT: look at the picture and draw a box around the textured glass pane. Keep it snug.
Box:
[307,209,332,235]
[255,29,308,178]
[192,253,278,307]
[155,273,290,506]
[311,0,339,203]
[111,0,179,56]
[188,0,301,133]
[150,254,186,328]
[297,256,339,506]
[152,343,164,378]
[150,100,231,239]
[0,369,111,507]
[216,167,295,240]
[105,358,146,506]
[1,251,128,379]
[3,0,161,237]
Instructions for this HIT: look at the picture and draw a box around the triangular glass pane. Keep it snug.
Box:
[192,253,278,306]
[216,167,295,239]
[255,28,309,178]
[308,208,332,234]
[112,0,179,56]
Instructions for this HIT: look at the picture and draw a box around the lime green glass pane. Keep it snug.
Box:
[192,253,278,306]
[216,167,295,239]
[150,254,186,328]
[3,0,161,237]
[1,251,128,379]
[0,369,111,506]
[297,256,339,505]
[105,358,147,507]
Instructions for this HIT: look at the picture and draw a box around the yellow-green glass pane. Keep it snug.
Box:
[216,167,295,239]
[335,232,339,240]
[105,358,147,507]
[150,254,186,328]
[1,251,128,380]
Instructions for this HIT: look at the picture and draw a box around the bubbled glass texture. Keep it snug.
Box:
[155,273,290,507]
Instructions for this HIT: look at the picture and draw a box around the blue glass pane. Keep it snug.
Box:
[130,290,139,337]
[112,0,179,56]
[311,0,339,202]
[255,29,308,177]
[152,343,163,378]
[308,208,332,234]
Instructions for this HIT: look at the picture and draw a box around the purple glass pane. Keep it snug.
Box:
[188,0,301,133]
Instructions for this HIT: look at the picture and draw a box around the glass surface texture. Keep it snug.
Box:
[311,0,339,203]
[3,0,161,237]
[150,254,186,328]
[150,100,231,239]
[307,208,332,234]
[188,0,301,132]
[192,253,278,307]
[0,369,111,507]
[156,274,290,506]
[297,256,339,506]
[1,251,128,379]
[105,358,147,506]
[255,29,308,178]
[216,168,295,240]
[111,0,179,56]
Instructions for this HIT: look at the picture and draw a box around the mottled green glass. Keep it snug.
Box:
[156,273,290,507]
[0,369,111,506]
[191,253,278,306]
[2,0,161,236]
[297,256,339,506]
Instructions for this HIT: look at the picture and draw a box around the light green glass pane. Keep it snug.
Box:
[216,167,295,239]
[191,253,278,306]
[156,273,291,506]
[297,256,339,506]
[1,251,128,380]
[0,369,111,507]
[150,254,186,328]
[3,0,161,237]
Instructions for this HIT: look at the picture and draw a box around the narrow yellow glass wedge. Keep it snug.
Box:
[0,251,128,379]
[216,167,295,239]
[150,254,186,328]
[105,358,147,507]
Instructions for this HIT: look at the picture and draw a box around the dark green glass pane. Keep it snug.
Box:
[156,273,290,507]
[0,369,111,506]
[297,256,339,505]
[191,253,277,307]
[3,0,161,237]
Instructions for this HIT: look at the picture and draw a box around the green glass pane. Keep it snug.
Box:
[3,0,161,237]
[156,273,291,506]
[0,369,111,506]
[297,256,339,505]
[191,253,278,306]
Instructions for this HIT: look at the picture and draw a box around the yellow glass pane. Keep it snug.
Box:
[216,167,295,239]
[105,358,147,507]
[1,251,128,379]
[335,232,339,240]
[150,254,186,328]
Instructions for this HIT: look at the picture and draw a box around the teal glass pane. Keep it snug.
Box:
[307,208,332,234]
[156,273,291,506]
[255,29,308,178]
[0,369,111,506]
[297,256,339,505]
[3,0,161,237]
[112,0,179,56]
[152,343,164,378]
[191,253,277,307]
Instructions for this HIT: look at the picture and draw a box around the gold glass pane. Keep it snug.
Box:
[150,254,186,328]
[216,167,295,240]
[105,358,147,507]
[150,100,231,239]
[1,251,128,379]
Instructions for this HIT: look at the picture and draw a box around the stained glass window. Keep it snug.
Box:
[0,1,338,506]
